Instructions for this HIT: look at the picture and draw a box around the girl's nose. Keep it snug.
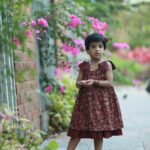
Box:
[96,47,100,51]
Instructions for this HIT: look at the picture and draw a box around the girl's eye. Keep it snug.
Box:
[91,45,96,48]
[99,45,103,48]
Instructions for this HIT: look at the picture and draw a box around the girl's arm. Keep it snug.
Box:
[94,62,113,87]
[76,69,83,88]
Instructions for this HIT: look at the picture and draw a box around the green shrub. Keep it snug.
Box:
[0,106,45,150]
[112,54,145,85]
[46,74,77,133]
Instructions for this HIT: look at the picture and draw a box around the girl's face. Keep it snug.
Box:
[87,41,104,61]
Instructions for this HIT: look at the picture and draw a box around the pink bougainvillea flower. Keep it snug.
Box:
[55,68,63,80]
[12,36,21,46]
[71,47,80,56]
[55,67,61,77]
[88,17,96,21]
[63,67,70,73]
[55,65,71,80]
[112,42,130,50]
[115,47,150,64]
[66,14,85,28]
[88,17,108,34]
[26,30,32,37]
[36,29,40,33]
[60,85,65,93]
[38,18,48,27]
[31,19,36,26]
[45,85,53,93]
[21,21,27,26]
[61,43,72,52]
[99,22,109,30]
[45,15,49,19]
[128,47,150,64]
[99,30,106,36]
[61,43,80,56]
[72,39,85,49]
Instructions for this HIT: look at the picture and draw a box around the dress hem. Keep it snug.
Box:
[67,128,123,139]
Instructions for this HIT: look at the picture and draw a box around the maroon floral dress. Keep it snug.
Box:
[67,60,124,139]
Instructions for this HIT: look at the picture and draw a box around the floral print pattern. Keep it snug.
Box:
[67,61,123,139]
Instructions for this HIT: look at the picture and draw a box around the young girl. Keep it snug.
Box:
[67,33,124,150]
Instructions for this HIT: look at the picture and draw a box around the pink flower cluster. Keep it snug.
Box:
[115,47,150,64]
[45,85,53,93]
[12,36,21,46]
[37,18,48,27]
[128,47,150,64]
[59,85,65,93]
[31,19,36,26]
[113,42,130,50]
[55,63,71,79]
[88,17,108,35]
[61,43,80,56]
[26,30,32,37]
[19,18,48,40]
[72,39,85,49]
[66,15,85,28]
[44,84,65,93]
[21,22,27,26]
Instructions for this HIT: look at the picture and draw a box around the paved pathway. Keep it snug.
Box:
[41,86,150,150]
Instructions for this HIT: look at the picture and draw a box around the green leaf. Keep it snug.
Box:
[47,140,59,150]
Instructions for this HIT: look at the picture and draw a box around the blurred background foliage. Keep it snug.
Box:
[74,0,150,48]
[44,0,150,133]
[1,0,149,136]
[72,0,150,85]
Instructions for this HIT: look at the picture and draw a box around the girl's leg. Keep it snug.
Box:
[67,137,81,150]
[94,138,103,150]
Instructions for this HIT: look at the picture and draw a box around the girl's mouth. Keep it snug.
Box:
[95,53,100,56]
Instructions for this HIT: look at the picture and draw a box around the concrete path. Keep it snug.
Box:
[41,86,150,150]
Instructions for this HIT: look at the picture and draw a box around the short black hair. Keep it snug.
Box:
[85,33,108,50]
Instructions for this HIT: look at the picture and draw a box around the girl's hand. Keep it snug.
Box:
[81,79,94,87]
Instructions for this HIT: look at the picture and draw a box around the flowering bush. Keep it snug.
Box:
[88,17,109,35]
[112,42,130,50]
[0,106,45,150]
[44,74,77,133]
[61,14,109,55]
[115,47,150,64]
[21,0,110,58]
[0,105,59,150]
[66,14,85,28]
[19,17,49,40]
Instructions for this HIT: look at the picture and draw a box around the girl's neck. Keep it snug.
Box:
[90,59,102,64]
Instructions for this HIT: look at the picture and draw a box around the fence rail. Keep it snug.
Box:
[0,4,17,112]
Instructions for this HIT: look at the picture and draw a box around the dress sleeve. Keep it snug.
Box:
[78,61,88,72]
[101,60,116,71]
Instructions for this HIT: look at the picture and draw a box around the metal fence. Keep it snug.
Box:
[0,6,17,112]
